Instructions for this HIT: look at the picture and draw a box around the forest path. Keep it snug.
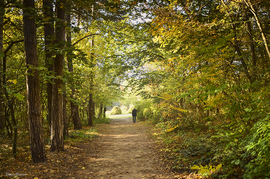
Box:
[74,115,175,179]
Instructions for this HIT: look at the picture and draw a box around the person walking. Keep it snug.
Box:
[132,108,137,123]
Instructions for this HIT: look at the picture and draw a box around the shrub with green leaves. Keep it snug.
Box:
[143,108,152,119]
[134,99,152,121]
[110,106,122,115]
[243,115,270,179]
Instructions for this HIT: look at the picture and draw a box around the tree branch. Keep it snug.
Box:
[72,33,100,46]
[4,39,24,55]
[243,0,270,60]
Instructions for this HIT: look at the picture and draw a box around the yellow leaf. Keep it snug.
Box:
[170,106,188,113]
[7,79,17,84]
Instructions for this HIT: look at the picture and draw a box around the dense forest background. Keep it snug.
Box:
[1,0,270,178]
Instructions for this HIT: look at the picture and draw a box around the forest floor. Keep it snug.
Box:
[1,115,201,179]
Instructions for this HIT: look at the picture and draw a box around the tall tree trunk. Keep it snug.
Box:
[51,0,66,152]
[88,93,94,126]
[43,0,54,127]
[232,24,253,83]
[244,0,270,60]
[88,3,95,127]
[23,0,46,162]
[63,89,68,139]
[66,3,81,130]
[103,107,106,119]
[10,100,17,158]
[5,107,12,138]
[0,0,4,132]
[98,103,103,119]
[4,83,18,157]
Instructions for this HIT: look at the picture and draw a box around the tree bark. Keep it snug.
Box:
[3,83,18,157]
[51,0,65,152]
[66,3,81,130]
[98,103,103,119]
[0,0,4,132]
[43,0,54,127]
[10,99,17,158]
[244,0,270,60]
[23,0,46,162]
[232,25,253,83]
[88,93,94,126]
[103,107,106,119]
[88,4,95,127]
[63,90,68,139]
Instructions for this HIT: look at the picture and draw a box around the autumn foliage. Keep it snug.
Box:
[132,0,270,178]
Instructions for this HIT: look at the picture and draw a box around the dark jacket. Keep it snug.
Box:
[132,109,137,116]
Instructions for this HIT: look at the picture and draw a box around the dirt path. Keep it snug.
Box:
[74,115,176,179]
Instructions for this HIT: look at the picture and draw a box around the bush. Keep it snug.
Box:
[134,99,152,121]
[243,116,270,179]
[149,109,162,124]
[120,106,128,114]
[128,104,135,113]
[143,108,152,119]
[110,106,122,115]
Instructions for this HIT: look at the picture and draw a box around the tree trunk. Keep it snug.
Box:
[88,4,95,127]
[88,93,94,126]
[4,85,18,157]
[103,107,106,119]
[98,103,103,119]
[51,0,65,152]
[232,24,253,83]
[23,0,46,163]
[63,90,68,139]
[10,100,17,158]
[0,0,4,132]
[5,108,12,139]
[244,0,270,60]
[66,3,81,130]
[43,0,54,127]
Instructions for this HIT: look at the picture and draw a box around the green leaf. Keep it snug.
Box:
[14,93,25,101]
[234,159,240,165]
[245,108,252,112]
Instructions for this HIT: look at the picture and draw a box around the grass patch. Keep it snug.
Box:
[65,127,99,146]
[94,117,111,124]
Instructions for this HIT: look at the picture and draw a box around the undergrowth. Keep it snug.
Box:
[65,127,99,145]
[0,125,99,175]
[149,122,223,178]
[94,117,111,124]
